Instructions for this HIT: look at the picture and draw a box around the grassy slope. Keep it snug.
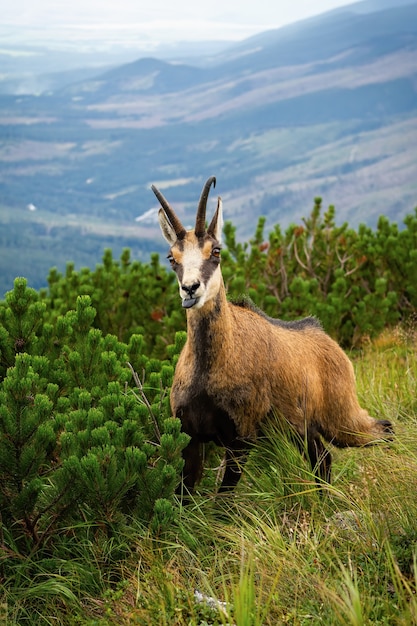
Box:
[129,331,417,625]
[4,329,414,625]
[131,331,417,626]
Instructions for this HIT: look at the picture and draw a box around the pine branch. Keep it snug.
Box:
[127,362,161,441]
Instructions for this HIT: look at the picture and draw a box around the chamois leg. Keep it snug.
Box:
[291,427,332,486]
[178,437,203,495]
[306,428,332,485]
[218,441,250,493]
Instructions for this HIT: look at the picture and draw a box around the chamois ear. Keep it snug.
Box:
[207,197,223,243]
[158,208,178,246]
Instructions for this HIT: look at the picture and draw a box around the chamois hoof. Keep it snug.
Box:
[377,419,394,440]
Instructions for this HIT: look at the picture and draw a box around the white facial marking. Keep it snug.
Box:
[174,236,221,309]
[181,243,203,289]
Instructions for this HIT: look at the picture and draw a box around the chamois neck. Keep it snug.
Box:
[185,280,232,358]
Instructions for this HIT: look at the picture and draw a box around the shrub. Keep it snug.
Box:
[0,280,189,569]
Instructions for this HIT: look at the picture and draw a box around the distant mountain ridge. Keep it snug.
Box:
[0,0,416,295]
[63,1,417,100]
[209,2,417,74]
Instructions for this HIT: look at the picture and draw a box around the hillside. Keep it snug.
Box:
[0,0,417,295]
[1,225,417,624]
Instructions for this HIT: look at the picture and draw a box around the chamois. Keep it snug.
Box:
[152,176,393,493]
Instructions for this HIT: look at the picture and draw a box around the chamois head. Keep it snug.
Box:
[152,176,224,310]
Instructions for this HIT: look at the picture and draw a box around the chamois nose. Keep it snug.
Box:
[182,282,200,297]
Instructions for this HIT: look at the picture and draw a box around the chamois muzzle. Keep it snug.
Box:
[181,282,201,309]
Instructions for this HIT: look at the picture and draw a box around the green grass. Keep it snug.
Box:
[2,330,417,625]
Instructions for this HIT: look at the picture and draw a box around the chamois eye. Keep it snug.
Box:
[211,247,221,259]
[167,254,176,267]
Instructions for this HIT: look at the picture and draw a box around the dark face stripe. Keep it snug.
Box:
[174,263,184,284]
[200,255,220,286]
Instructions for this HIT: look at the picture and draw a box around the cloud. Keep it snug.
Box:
[3,0,354,45]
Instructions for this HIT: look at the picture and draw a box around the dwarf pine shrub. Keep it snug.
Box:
[0,280,189,570]
[222,201,417,345]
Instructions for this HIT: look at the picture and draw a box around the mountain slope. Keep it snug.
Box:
[63,2,417,100]
[0,0,416,295]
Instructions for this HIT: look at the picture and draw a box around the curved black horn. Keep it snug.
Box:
[195,176,216,237]
[151,184,186,239]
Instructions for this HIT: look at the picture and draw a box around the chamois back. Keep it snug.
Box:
[231,295,323,331]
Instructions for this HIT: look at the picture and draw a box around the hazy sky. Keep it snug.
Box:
[4,0,357,45]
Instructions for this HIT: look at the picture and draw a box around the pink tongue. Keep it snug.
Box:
[182,298,197,309]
